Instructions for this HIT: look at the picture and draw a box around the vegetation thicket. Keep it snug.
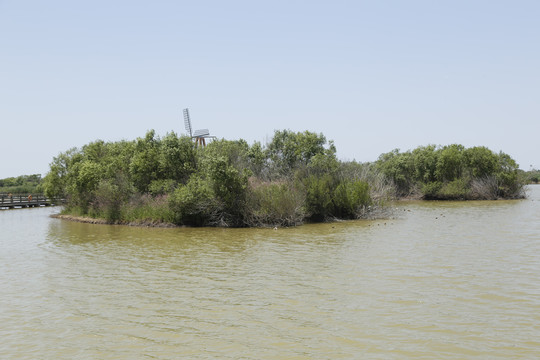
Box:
[0,174,42,194]
[376,144,526,200]
[43,130,391,227]
[42,130,526,227]
[526,169,540,184]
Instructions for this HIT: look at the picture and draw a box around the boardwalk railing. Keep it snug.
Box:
[0,193,65,209]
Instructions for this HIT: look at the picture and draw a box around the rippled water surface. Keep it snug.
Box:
[1,186,540,359]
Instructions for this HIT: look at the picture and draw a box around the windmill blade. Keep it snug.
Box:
[193,129,210,137]
[183,108,192,137]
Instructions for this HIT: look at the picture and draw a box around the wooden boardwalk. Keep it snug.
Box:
[0,194,64,209]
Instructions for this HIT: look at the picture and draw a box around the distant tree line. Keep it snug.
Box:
[526,169,540,184]
[376,144,526,200]
[0,174,42,194]
[42,130,390,227]
[41,130,526,227]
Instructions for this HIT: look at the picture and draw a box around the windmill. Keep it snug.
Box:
[183,108,215,146]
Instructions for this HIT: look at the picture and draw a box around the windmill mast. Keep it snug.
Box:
[183,108,192,138]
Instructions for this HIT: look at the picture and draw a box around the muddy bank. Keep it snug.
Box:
[51,214,178,228]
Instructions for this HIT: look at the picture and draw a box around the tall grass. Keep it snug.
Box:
[244,178,305,227]
[121,194,174,224]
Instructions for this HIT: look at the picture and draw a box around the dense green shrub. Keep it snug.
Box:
[303,174,335,221]
[205,156,250,226]
[129,130,163,193]
[148,179,177,196]
[247,141,266,177]
[435,144,465,181]
[0,174,43,194]
[122,194,173,224]
[526,169,540,184]
[377,144,525,200]
[464,146,498,178]
[167,153,250,227]
[376,149,415,196]
[412,145,438,183]
[421,181,442,199]
[91,180,123,221]
[438,178,469,199]
[265,130,332,178]
[168,176,218,226]
[245,180,304,227]
[91,174,134,221]
[333,180,371,219]
[158,132,197,183]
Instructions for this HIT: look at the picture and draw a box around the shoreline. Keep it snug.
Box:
[51,214,179,228]
[51,203,395,229]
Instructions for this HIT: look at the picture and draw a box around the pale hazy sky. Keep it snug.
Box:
[1,1,539,179]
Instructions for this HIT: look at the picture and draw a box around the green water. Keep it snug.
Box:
[1,186,540,359]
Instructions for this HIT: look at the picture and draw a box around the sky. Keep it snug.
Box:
[1,0,539,179]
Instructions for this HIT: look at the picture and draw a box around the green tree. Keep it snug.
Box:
[464,146,498,178]
[333,179,371,219]
[203,138,251,171]
[495,151,522,198]
[247,141,266,177]
[266,130,331,177]
[0,174,43,194]
[169,176,217,226]
[376,149,415,196]
[71,160,105,210]
[92,173,134,221]
[42,148,82,199]
[158,132,197,183]
[205,155,250,226]
[412,145,438,183]
[303,174,334,221]
[129,130,161,193]
[435,144,465,182]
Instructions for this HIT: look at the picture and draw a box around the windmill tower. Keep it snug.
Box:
[183,108,215,146]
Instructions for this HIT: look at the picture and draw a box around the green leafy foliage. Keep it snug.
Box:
[377,145,525,199]
[526,169,540,184]
[168,176,218,226]
[435,144,465,181]
[438,178,469,199]
[148,179,177,196]
[266,130,332,177]
[245,180,304,227]
[304,174,335,221]
[158,132,197,183]
[43,128,525,227]
[333,180,371,219]
[0,174,43,194]
[376,149,415,196]
[205,155,250,226]
[421,181,442,199]
[129,130,162,193]
[91,174,135,221]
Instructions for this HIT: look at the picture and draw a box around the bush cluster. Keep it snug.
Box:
[43,131,526,226]
[376,145,526,199]
[0,174,42,194]
[525,169,540,184]
[43,130,385,227]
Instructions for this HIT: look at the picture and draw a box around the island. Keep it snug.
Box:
[40,129,526,227]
